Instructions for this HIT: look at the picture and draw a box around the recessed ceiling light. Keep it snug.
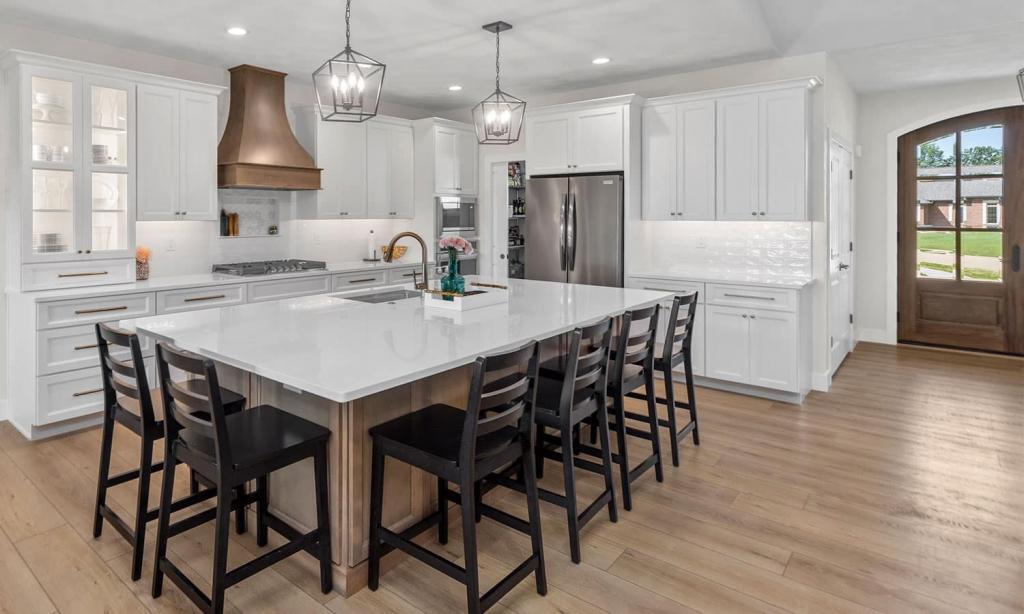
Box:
[592,57,611,65]
[227,27,248,36]
[448,85,463,91]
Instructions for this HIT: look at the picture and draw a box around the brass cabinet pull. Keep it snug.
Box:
[74,305,128,315]
[184,294,227,303]
[72,387,103,397]
[73,343,99,351]
[58,271,109,278]
[348,278,377,284]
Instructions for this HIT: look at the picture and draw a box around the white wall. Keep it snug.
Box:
[854,77,1018,343]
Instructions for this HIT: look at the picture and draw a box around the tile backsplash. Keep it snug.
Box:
[632,221,812,279]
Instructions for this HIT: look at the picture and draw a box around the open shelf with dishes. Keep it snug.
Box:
[507,160,527,279]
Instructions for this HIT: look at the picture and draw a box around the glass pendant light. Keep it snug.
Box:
[313,0,385,122]
[472,21,526,145]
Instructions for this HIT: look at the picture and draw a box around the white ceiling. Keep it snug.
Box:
[1,0,1023,109]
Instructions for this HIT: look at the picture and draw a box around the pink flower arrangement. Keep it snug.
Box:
[438,235,474,255]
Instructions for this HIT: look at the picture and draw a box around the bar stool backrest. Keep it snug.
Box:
[611,304,660,384]
[661,293,699,365]
[557,317,613,424]
[461,340,540,466]
[155,341,233,470]
[96,322,156,429]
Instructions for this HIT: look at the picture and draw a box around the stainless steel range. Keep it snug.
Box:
[212,259,327,276]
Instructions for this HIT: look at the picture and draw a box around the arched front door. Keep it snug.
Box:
[897,106,1024,354]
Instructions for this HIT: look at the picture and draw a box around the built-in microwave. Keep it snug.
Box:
[436,196,477,234]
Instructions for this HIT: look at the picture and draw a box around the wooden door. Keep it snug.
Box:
[898,106,1024,355]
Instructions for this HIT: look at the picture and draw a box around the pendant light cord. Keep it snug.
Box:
[345,0,352,50]
[495,28,501,91]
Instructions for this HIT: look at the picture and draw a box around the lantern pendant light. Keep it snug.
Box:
[472,21,526,145]
[313,0,385,122]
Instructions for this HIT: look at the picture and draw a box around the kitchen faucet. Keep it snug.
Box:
[384,231,429,290]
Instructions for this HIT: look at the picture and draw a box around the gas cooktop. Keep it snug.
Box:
[212,259,327,276]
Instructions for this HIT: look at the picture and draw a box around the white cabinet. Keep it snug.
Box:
[527,103,625,175]
[425,122,477,195]
[705,305,751,383]
[366,120,415,219]
[716,88,807,221]
[247,275,331,303]
[641,100,715,220]
[627,277,706,377]
[748,309,798,390]
[137,85,218,221]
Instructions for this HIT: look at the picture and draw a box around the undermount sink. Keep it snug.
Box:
[345,288,422,304]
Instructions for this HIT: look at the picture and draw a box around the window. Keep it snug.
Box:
[986,202,1000,226]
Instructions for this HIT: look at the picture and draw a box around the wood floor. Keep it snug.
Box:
[0,342,1022,613]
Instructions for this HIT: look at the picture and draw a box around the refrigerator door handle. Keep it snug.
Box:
[568,193,577,271]
[559,193,567,271]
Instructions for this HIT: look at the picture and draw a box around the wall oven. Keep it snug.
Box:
[436,196,477,234]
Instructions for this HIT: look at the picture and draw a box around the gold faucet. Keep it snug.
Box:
[384,231,429,290]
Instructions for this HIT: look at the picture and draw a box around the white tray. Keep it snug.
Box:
[423,287,508,311]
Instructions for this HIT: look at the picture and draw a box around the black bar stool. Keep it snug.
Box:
[367,340,546,614]
[524,317,618,564]
[625,293,701,466]
[151,342,332,614]
[92,322,246,581]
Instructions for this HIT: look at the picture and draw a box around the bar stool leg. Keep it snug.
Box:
[560,425,581,563]
[437,478,449,544]
[234,484,247,534]
[151,448,177,598]
[645,370,664,483]
[596,397,618,523]
[313,445,333,594]
[663,365,681,467]
[610,392,632,511]
[534,425,545,479]
[189,470,200,496]
[92,407,115,539]
[684,351,701,446]
[460,474,482,614]
[210,487,233,614]
[367,442,385,591]
[130,437,154,581]
[521,445,547,595]
[256,475,269,547]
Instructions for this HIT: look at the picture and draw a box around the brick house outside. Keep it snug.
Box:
[917,165,1002,228]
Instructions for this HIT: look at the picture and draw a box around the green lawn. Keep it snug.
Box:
[917,231,1002,257]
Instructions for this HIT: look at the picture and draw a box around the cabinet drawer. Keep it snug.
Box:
[38,324,153,376]
[332,271,386,291]
[157,284,246,314]
[385,267,421,286]
[628,278,705,303]
[22,258,135,291]
[247,275,331,303]
[37,292,155,330]
[36,362,152,426]
[706,283,795,312]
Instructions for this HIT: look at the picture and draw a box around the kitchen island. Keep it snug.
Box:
[123,278,671,595]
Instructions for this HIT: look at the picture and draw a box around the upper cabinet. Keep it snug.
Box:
[526,101,625,175]
[136,85,219,221]
[415,120,477,196]
[641,79,816,222]
[294,110,415,219]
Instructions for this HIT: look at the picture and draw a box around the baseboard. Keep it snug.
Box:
[691,376,805,405]
[811,370,831,392]
[0,399,7,423]
[857,327,891,344]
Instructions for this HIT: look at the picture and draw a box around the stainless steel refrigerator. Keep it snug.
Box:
[524,173,623,287]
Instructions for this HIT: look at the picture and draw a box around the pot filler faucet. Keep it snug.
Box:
[384,231,429,290]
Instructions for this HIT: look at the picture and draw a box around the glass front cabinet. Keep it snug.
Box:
[18,64,136,265]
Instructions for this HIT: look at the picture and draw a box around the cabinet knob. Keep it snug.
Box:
[751,211,757,216]
[759,211,765,216]
[750,314,757,319]
[742,314,748,318]
[182,211,187,216]
[85,250,91,254]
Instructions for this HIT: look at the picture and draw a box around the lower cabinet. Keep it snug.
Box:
[705,305,798,391]
[705,305,750,383]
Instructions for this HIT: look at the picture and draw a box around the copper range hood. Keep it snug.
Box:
[218,64,321,190]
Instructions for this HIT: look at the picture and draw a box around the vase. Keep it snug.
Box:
[136,259,149,281]
[440,248,464,298]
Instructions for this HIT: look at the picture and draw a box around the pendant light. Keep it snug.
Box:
[313,0,385,122]
[472,21,526,145]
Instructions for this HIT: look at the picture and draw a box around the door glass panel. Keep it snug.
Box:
[916,179,955,228]
[92,173,128,252]
[32,169,74,255]
[916,133,955,177]
[960,124,1002,175]
[90,85,128,167]
[916,230,955,278]
[961,177,1002,229]
[31,77,74,162]
[960,230,1002,282]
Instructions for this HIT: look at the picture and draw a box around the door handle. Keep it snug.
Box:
[559,193,567,271]
[1013,245,1021,272]
[568,193,577,271]
[838,263,850,270]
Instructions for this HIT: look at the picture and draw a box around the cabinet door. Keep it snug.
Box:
[705,305,750,383]
[84,77,134,258]
[178,91,218,220]
[365,122,391,218]
[321,121,367,218]
[455,129,477,195]
[716,94,759,221]
[136,84,179,221]
[759,89,807,221]
[433,127,458,193]
[389,125,415,218]
[748,309,798,391]
[691,303,706,377]
[641,105,677,220]
[526,114,572,175]
[573,106,623,172]
[677,100,717,221]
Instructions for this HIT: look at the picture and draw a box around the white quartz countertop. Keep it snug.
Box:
[630,270,814,288]
[122,279,672,403]
[9,259,436,302]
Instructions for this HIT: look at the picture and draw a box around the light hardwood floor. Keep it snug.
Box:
[0,342,1022,613]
